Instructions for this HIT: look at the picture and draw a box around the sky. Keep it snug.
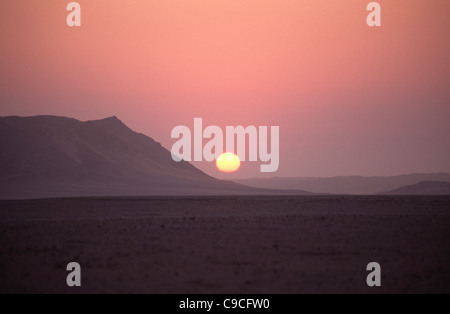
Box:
[1,0,449,179]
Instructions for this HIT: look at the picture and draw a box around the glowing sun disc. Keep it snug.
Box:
[216,153,241,173]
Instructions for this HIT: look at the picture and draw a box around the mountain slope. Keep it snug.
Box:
[235,173,450,195]
[0,116,313,199]
[379,181,450,195]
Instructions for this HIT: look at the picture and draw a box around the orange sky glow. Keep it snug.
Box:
[1,0,449,178]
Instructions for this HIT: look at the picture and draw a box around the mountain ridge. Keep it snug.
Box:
[235,173,450,195]
[379,181,450,195]
[0,115,314,199]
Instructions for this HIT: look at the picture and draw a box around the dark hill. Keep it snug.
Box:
[379,181,450,195]
[0,115,313,199]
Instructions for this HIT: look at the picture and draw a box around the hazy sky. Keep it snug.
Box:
[1,0,449,179]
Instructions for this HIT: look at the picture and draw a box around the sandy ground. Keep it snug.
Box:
[0,196,449,294]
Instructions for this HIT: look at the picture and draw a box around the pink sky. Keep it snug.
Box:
[1,0,449,179]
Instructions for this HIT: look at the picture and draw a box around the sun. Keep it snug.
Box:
[216,153,241,173]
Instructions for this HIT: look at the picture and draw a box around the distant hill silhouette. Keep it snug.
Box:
[235,173,450,195]
[0,115,312,199]
[379,181,450,195]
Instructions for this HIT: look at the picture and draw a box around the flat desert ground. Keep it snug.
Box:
[0,196,449,294]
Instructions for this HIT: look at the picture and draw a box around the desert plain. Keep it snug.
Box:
[0,196,449,294]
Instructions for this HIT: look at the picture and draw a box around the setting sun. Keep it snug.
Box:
[216,153,241,173]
